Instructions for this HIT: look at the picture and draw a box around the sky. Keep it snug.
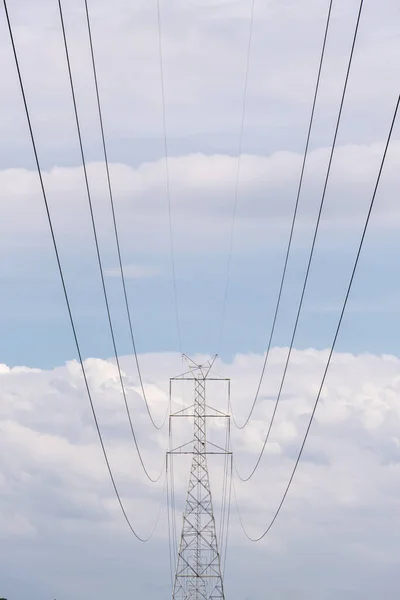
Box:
[1,0,400,598]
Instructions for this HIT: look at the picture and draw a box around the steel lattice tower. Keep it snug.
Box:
[169,357,230,600]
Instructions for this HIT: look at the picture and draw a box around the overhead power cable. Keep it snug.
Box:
[219,0,256,350]
[166,454,176,588]
[2,0,165,541]
[57,0,164,483]
[234,0,365,482]
[223,458,233,574]
[233,92,400,541]
[220,456,233,575]
[167,414,179,574]
[156,0,183,354]
[231,0,334,430]
[82,0,169,431]
[218,382,233,574]
[219,421,230,545]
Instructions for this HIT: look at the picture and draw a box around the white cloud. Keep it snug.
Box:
[1,349,400,597]
[1,141,399,260]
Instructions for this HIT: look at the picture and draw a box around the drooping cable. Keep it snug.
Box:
[233,93,400,541]
[231,0,335,430]
[219,422,229,543]
[219,428,233,575]
[2,0,165,541]
[167,384,179,579]
[169,420,179,567]
[166,454,176,588]
[81,0,169,430]
[137,469,168,540]
[222,457,233,575]
[234,0,365,482]
[57,0,164,482]
[167,449,181,590]
[218,0,256,350]
[156,0,183,354]
[218,383,232,572]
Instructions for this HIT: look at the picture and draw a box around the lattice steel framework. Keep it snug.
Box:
[169,357,230,600]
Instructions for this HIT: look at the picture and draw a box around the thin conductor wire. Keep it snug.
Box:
[220,442,233,575]
[233,93,400,541]
[169,414,179,568]
[3,0,165,541]
[231,0,334,430]
[167,384,178,578]
[138,468,168,541]
[222,457,233,575]
[156,0,183,354]
[234,0,365,482]
[219,0,256,350]
[219,382,232,570]
[166,454,176,588]
[82,0,169,430]
[57,0,165,482]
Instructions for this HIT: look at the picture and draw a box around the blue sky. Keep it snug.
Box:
[3,229,400,368]
[1,0,399,370]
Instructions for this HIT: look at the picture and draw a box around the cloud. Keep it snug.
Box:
[1,141,400,256]
[1,350,400,598]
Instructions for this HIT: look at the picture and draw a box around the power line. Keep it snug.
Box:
[2,0,165,542]
[218,0,256,351]
[218,382,233,574]
[233,92,400,541]
[82,0,170,431]
[234,0,365,482]
[219,423,230,544]
[133,469,167,541]
[222,458,233,575]
[168,408,179,571]
[219,453,233,576]
[166,382,178,584]
[57,0,164,483]
[230,0,334,430]
[166,454,176,588]
[156,0,183,354]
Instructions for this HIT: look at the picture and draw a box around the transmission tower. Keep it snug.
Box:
[168,356,231,600]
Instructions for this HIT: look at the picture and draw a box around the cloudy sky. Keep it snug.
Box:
[1,0,400,598]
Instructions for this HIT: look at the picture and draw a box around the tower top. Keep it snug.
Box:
[171,354,228,381]
[183,353,218,378]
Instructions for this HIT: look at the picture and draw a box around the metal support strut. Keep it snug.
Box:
[170,357,229,600]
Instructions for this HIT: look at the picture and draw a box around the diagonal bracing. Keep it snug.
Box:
[169,359,230,600]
